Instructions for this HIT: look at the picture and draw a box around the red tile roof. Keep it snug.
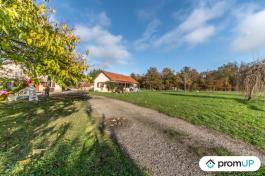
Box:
[102,71,138,84]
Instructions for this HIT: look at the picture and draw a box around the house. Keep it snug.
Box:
[94,71,138,92]
[0,60,28,80]
[78,81,93,91]
[34,76,62,93]
[0,60,62,93]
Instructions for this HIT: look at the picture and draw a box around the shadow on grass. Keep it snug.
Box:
[0,93,89,172]
[162,92,265,112]
[19,130,144,176]
[235,98,265,112]
[0,92,144,176]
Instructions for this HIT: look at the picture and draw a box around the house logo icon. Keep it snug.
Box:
[206,159,215,168]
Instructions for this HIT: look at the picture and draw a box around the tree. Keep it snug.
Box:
[174,72,182,90]
[89,69,102,81]
[198,72,208,90]
[190,69,199,90]
[238,60,265,100]
[130,73,140,83]
[131,73,145,88]
[205,71,216,91]
[161,67,175,90]
[0,0,87,87]
[144,67,163,90]
[216,63,238,91]
[179,67,199,91]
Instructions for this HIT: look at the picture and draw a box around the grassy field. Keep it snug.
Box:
[0,94,144,176]
[91,91,265,151]
[1,92,264,176]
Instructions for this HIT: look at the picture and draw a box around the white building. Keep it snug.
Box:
[0,60,62,93]
[0,60,28,80]
[94,71,138,92]
[35,76,62,93]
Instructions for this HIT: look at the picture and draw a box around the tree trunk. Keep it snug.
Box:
[247,78,258,101]
[184,77,187,92]
[247,88,253,100]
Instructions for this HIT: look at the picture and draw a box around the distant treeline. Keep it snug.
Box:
[130,63,239,91]
[130,59,265,99]
[89,59,265,100]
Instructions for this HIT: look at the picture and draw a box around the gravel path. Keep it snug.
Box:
[89,96,265,176]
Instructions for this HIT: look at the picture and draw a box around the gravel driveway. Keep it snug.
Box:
[89,96,265,176]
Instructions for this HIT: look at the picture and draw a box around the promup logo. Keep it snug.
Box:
[206,159,215,168]
[199,156,261,172]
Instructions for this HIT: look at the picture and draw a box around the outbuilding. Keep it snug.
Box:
[94,71,138,92]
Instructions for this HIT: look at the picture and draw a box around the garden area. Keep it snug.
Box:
[0,79,30,101]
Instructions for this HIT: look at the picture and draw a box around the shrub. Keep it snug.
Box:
[0,90,8,101]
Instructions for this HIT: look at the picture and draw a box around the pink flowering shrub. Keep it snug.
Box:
[0,90,8,95]
[0,90,8,101]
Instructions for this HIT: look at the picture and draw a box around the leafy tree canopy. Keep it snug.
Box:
[161,67,175,90]
[0,0,88,86]
[88,69,102,81]
[145,67,163,90]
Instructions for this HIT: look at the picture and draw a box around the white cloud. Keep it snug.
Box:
[134,19,161,50]
[232,9,265,52]
[231,2,260,19]
[85,11,111,27]
[98,12,111,27]
[157,1,227,47]
[75,25,122,45]
[88,45,128,65]
[171,9,188,22]
[135,1,228,50]
[179,8,213,32]
[183,25,215,44]
[74,25,130,67]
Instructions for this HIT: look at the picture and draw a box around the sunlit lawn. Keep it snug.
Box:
[0,94,144,176]
[91,91,265,151]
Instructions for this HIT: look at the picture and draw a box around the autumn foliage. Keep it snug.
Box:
[131,63,239,91]
[0,0,87,86]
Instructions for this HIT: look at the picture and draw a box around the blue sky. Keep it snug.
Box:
[47,0,265,74]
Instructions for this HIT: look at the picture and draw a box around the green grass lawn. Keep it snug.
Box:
[0,95,144,176]
[91,91,265,151]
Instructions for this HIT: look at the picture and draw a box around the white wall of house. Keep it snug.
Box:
[0,63,27,80]
[37,81,62,93]
[0,62,62,93]
[53,83,62,92]
[94,73,110,92]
